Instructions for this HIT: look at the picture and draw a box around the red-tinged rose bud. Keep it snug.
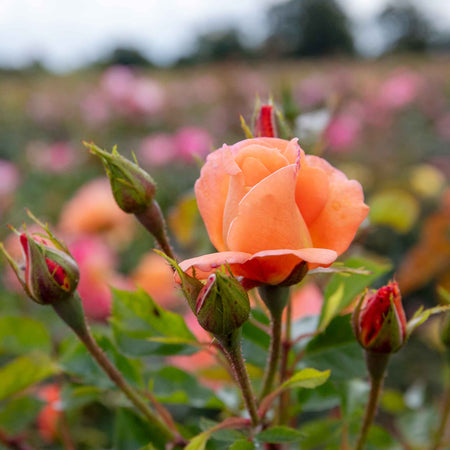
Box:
[1,223,79,305]
[254,104,277,138]
[85,142,156,214]
[195,271,250,337]
[352,281,407,354]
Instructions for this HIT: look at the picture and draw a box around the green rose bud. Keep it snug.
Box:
[195,271,250,337]
[85,142,156,214]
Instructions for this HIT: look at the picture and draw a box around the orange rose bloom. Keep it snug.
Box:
[180,138,369,285]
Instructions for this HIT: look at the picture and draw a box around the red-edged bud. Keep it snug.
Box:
[254,104,277,138]
[195,271,250,337]
[352,281,407,354]
[1,221,79,305]
[85,142,156,214]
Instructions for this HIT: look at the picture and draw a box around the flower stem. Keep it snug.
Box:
[355,352,390,450]
[52,293,179,444]
[258,285,290,401]
[217,330,259,426]
[278,301,292,424]
[136,200,176,260]
[431,383,450,450]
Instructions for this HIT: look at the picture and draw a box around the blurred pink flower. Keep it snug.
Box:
[80,91,111,127]
[0,159,20,200]
[378,71,422,110]
[128,78,166,115]
[100,65,135,105]
[59,178,135,247]
[175,126,213,161]
[297,76,328,108]
[138,133,177,167]
[69,236,130,321]
[131,252,181,310]
[325,112,361,151]
[26,141,79,173]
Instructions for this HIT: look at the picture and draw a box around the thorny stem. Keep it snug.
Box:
[217,330,259,426]
[260,311,283,401]
[355,352,390,450]
[258,285,290,401]
[136,200,176,260]
[431,383,450,450]
[52,293,183,446]
[278,301,292,424]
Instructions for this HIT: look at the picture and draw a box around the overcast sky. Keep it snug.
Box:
[0,0,449,72]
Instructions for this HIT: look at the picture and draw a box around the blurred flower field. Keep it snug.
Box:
[0,56,449,448]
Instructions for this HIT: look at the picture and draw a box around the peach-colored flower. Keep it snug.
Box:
[37,385,61,443]
[59,178,135,247]
[180,138,368,285]
[131,253,181,310]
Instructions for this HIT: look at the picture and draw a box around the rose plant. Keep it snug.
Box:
[0,103,449,450]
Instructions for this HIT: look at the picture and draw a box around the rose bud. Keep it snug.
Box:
[254,104,277,138]
[195,271,250,337]
[1,225,79,305]
[352,281,407,354]
[85,142,156,214]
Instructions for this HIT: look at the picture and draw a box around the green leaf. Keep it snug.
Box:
[186,432,210,450]
[113,408,167,450]
[297,380,340,412]
[0,395,43,434]
[256,426,304,443]
[280,368,330,391]
[153,367,221,407]
[318,257,391,331]
[61,385,103,410]
[406,304,450,338]
[60,333,143,389]
[111,288,197,357]
[228,440,254,450]
[0,316,51,355]
[0,352,59,401]
[303,316,365,380]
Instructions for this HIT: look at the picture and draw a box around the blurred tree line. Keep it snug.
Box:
[1,0,448,74]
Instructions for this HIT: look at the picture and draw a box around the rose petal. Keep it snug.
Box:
[195,146,233,252]
[296,163,330,225]
[306,155,369,255]
[179,251,253,280]
[227,165,312,254]
[249,248,337,284]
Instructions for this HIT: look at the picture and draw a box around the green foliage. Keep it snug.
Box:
[152,366,222,408]
[303,315,366,380]
[318,257,392,331]
[0,316,51,355]
[255,426,304,443]
[113,408,167,450]
[0,395,43,434]
[60,333,143,389]
[0,352,58,401]
[111,288,197,357]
